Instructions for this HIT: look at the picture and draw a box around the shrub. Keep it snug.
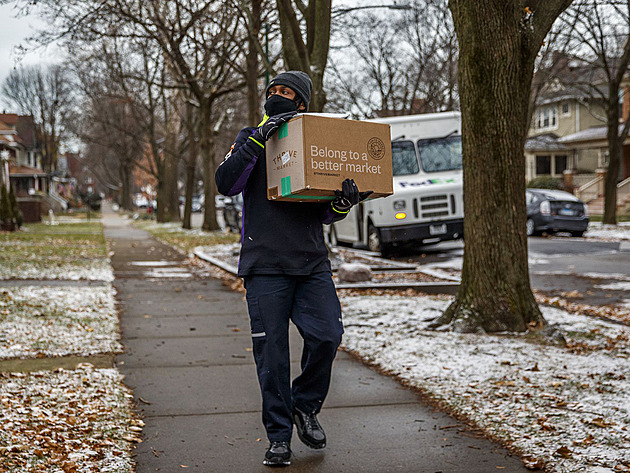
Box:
[8,185,22,228]
[527,175,564,190]
[0,185,14,230]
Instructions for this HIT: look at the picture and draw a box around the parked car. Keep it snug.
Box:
[526,189,589,237]
[223,194,243,232]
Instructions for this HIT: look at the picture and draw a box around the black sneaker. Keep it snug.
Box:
[263,441,291,467]
[292,407,326,449]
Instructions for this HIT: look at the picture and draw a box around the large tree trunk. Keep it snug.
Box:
[156,151,181,223]
[182,144,197,230]
[246,0,262,126]
[276,0,331,112]
[200,102,219,231]
[603,95,621,225]
[119,163,133,211]
[430,1,572,333]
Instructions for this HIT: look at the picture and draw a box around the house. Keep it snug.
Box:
[525,57,630,213]
[0,113,48,196]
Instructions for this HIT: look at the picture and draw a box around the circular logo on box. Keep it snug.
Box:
[367,137,385,160]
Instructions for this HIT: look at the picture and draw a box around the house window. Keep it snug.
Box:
[27,152,31,166]
[555,155,567,175]
[536,106,558,130]
[536,155,551,175]
[561,102,570,116]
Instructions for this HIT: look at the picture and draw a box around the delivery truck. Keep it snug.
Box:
[324,111,464,256]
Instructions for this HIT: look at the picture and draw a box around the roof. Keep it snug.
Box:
[16,116,37,149]
[533,53,611,106]
[0,114,19,126]
[527,188,581,202]
[0,121,15,132]
[8,163,48,176]
[558,125,625,145]
[525,133,569,152]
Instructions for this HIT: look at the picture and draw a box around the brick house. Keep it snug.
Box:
[0,113,48,196]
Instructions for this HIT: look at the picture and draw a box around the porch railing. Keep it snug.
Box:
[576,176,603,203]
[618,176,630,205]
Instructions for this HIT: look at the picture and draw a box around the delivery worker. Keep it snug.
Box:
[215,70,371,467]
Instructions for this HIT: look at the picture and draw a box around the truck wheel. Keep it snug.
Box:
[368,224,392,257]
[326,226,338,247]
[570,230,584,237]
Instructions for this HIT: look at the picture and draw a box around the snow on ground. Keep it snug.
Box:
[0,259,114,281]
[0,285,122,360]
[585,222,630,241]
[595,281,630,291]
[0,364,140,472]
[340,294,630,473]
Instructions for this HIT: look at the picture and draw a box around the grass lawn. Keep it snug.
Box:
[133,220,240,253]
[0,222,111,281]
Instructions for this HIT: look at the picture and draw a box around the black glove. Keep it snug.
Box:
[332,178,373,213]
[249,111,297,146]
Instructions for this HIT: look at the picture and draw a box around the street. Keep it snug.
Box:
[391,237,630,308]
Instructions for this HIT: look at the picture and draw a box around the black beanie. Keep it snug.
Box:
[266,71,313,111]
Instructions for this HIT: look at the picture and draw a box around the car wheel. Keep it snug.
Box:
[570,230,584,237]
[368,224,392,257]
[526,218,536,237]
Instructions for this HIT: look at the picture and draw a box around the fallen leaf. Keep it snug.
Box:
[554,446,572,458]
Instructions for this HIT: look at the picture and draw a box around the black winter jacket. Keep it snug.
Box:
[215,126,348,277]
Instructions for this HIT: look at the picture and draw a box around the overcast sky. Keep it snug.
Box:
[0,3,64,110]
[0,0,395,111]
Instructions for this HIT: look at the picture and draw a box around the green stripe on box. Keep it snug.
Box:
[281,176,291,196]
[284,195,335,200]
[278,123,288,139]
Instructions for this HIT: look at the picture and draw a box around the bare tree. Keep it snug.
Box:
[553,1,630,225]
[2,65,73,173]
[7,0,248,230]
[74,92,145,210]
[327,1,458,117]
[69,36,186,222]
[429,0,574,333]
[276,0,332,112]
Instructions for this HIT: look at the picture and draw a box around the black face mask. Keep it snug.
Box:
[264,94,299,117]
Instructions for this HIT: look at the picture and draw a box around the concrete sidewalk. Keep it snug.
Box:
[103,209,530,472]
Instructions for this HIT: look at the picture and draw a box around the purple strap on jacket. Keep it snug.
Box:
[228,156,258,196]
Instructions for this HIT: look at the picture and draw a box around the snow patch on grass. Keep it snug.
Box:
[0,285,122,359]
[0,261,114,281]
[585,223,630,241]
[340,295,630,472]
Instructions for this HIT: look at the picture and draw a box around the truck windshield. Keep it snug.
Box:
[417,136,462,173]
[391,141,419,176]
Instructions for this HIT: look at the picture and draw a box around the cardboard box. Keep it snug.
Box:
[266,114,393,201]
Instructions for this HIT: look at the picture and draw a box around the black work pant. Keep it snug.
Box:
[243,271,343,442]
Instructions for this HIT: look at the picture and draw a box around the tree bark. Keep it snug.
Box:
[432,0,572,333]
[247,0,262,126]
[276,0,331,112]
[603,99,621,225]
[200,101,219,231]
[119,163,133,211]
[182,138,198,230]
[164,149,181,223]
